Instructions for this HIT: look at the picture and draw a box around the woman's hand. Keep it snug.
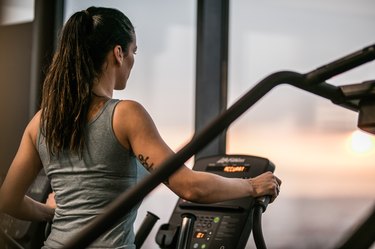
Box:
[249,172,282,202]
[46,192,56,209]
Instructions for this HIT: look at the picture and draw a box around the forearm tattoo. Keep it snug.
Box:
[137,154,169,185]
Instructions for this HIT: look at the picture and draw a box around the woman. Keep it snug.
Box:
[0,6,281,248]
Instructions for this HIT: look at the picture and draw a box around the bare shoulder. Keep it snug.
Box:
[116,100,145,110]
[114,100,151,122]
[113,100,156,149]
[116,99,146,111]
[26,110,42,145]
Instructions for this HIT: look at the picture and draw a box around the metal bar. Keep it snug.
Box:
[306,44,375,84]
[176,214,196,249]
[335,205,375,249]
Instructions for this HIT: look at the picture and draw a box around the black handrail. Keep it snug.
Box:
[63,44,375,249]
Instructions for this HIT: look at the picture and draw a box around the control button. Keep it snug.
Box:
[213,217,220,223]
[201,244,207,249]
[193,243,199,249]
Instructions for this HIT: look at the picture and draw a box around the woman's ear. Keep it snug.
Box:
[113,45,124,65]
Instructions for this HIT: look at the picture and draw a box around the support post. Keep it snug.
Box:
[29,0,64,116]
[195,0,229,160]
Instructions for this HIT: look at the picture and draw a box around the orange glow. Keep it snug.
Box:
[223,166,247,172]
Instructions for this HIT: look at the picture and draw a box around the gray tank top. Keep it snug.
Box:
[38,99,140,249]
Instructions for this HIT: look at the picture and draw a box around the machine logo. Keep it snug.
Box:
[217,157,245,164]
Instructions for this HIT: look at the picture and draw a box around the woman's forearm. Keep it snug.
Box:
[2,195,54,222]
[184,171,253,203]
[173,170,279,204]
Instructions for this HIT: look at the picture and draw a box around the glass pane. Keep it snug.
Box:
[0,0,34,25]
[229,1,375,248]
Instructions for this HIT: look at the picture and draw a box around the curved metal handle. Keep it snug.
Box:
[176,213,196,249]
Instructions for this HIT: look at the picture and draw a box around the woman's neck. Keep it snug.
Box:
[91,91,109,99]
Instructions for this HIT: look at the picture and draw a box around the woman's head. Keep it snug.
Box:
[41,6,135,156]
[69,6,135,78]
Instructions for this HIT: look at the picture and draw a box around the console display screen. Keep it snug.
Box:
[207,165,250,172]
[194,231,207,239]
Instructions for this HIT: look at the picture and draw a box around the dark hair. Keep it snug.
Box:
[40,6,134,156]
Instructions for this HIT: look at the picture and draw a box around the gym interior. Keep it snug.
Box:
[0,0,374,248]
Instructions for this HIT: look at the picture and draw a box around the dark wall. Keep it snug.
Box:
[0,22,33,180]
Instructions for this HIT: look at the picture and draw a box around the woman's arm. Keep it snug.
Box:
[0,112,55,222]
[113,100,281,204]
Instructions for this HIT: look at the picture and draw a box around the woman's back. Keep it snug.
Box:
[38,99,139,248]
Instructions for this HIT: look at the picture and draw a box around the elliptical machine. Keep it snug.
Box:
[155,154,275,249]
